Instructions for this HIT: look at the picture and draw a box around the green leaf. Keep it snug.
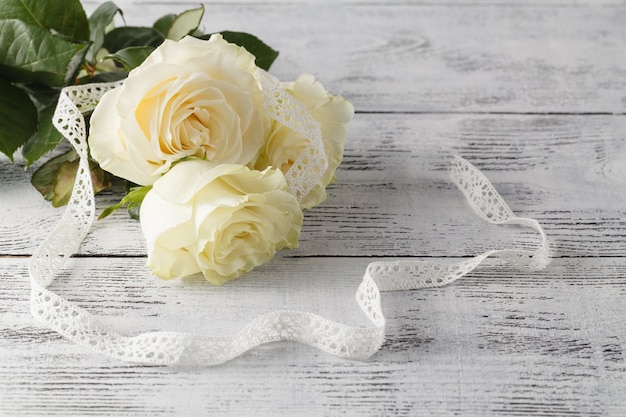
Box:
[31,150,78,201]
[86,1,123,64]
[153,14,176,37]
[51,159,81,206]
[50,159,112,207]
[127,204,141,220]
[0,0,89,85]
[76,70,127,85]
[0,20,88,86]
[65,42,90,86]
[104,46,154,71]
[89,162,113,198]
[18,82,61,108]
[166,5,204,41]
[104,26,164,53]
[206,31,279,71]
[22,104,64,166]
[0,79,37,161]
[31,150,112,207]
[0,0,89,42]
[99,185,152,220]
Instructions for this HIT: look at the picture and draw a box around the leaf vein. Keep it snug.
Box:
[17,0,44,30]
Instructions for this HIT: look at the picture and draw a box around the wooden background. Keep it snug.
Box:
[2,0,626,415]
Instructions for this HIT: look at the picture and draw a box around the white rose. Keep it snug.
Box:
[255,73,354,209]
[140,160,303,285]
[89,34,269,186]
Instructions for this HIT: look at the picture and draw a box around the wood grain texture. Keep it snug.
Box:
[94,0,626,4]
[78,2,626,113]
[2,0,626,416]
[3,114,625,257]
[2,257,626,416]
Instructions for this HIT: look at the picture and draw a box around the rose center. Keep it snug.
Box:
[180,106,211,155]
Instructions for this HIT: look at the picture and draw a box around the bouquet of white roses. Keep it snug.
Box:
[90,34,353,284]
[1,0,353,284]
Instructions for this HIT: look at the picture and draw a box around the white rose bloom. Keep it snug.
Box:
[255,73,354,209]
[140,160,303,285]
[89,34,269,185]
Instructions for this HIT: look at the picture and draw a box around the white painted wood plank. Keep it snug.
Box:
[86,0,626,5]
[79,2,626,113]
[2,1,625,415]
[2,114,625,257]
[2,257,625,416]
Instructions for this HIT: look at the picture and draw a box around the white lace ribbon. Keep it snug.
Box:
[29,77,549,367]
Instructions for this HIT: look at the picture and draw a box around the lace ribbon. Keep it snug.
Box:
[29,74,549,367]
